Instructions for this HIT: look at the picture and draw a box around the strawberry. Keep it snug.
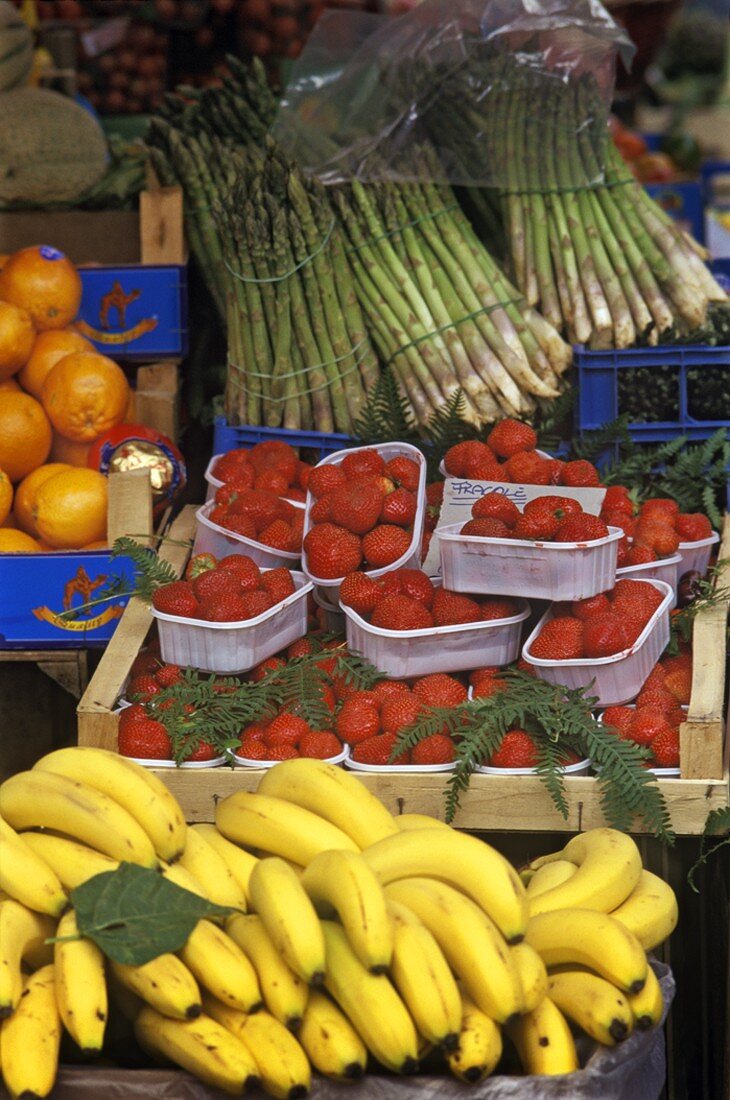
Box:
[308,465,347,499]
[601,706,635,737]
[479,597,518,621]
[472,492,520,526]
[240,721,270,742]
[118,703,147,728]
[425,482,444,532]
[603,512,636,538]
[340,449,385,479]
[304,524,362,579]
[505,452,552,485]
[219,464,257,492]
[488,730,539,768]
[352,735,400,766]
[266,713,310,747]
[443,441,494,477]
[627,711,668,747]
[461,518,510,538]
[340,572,382,617]
[659,652,692,676]
[650,726,680,768]
[640,498,679,519]
[559,460,601,487]
[545,459,565,485]
[286,637,315,659]
[471,675,507,699]
[185,552,217,580]
[310,496,332,523]
[624,544,657,566]
[412,673,467,707]
[380,487,417,527]
[554,515,609,542]
[571,593,611,621]
[616,537,630,568]
[192,568,242,602]
[583,613,631,658]
[266,744,300,760]
[118,716,172,759]
[345,689,381,709]
[633,519,680,557]
[259,519,300,553]
[218,554,262,586]
[397,569,435,608]
[674,512,712,542]
[530,617,585,660]
[469,667,500,686]
[221,514,259,540]
[613,579,663,615]
[249,656,286,682]
[296,461,312,490]
[129,651,160,678]
[336,699,381,743]
[127,674,161,701]
[602,486,635,515]
[239,591,275,619]
[187,741,218,762]
[431,590,481,626]
[328,479,386,535]
[286,488,306,503]
[254,470,290,496]
[412,734,455,765]
[372,680,411,704]
[299,731,343,759]
[380,693,423,734]
[384,456,421,491]
[635,688,684,721]
[199,593,250,622]
[362,525,412,568]
[209,503,231,527]
[511,510,557,540]
[152,581,199,618]
[228,489,291,531]
[238,738,272,760]
[261,568,295,603]
[663,668,691,704]
[524,494,582,522]
[155,664,182,688]
[213,451,254,480]
[464,455,506,481]
[371,595,433,631]
[486,419,537,459]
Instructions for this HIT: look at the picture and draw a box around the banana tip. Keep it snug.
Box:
[287,1086,309,1099]
[610,1019,630,1043]
[185,1003,203,1019]
[507,933,525,946]
[442,1032,460,1053]
[369,963,389,976]
[629,978,646,996]
[344,1062,365,1079]
[401,1057,420,1075]
[309,971,326,987]
[463,1066,486,1084]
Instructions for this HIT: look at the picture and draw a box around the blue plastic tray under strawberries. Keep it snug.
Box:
[75,265,188,361]
[0,549,136,649]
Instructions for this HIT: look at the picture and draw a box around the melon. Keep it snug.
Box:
[0,1,33,91]
[0,87,108,207]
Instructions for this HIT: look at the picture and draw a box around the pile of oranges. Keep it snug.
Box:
[0,245,132,553]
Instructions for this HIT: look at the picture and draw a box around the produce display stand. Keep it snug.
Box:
[77,508,730,838]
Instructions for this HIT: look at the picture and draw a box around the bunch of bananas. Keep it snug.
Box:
[0,751,678,1097]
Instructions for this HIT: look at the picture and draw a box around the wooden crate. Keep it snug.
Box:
[77,511,730,835]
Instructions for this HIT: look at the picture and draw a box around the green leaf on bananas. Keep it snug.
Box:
[59,863,237,965]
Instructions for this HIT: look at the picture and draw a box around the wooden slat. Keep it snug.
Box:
[139,187,186,265]
[107,469,153,547]
[134,361,179,442]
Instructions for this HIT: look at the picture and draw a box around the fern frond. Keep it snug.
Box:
[687,806,730,892]
[352,367,419,445]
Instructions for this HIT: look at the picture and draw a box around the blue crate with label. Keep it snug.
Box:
[76,265,188,361]
[213,418,355,462]
[0,549,136,649]
[645,181,704,243]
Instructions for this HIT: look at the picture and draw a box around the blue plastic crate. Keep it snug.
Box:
[645,181,704,243]
[76,264,188,361]
[213,418,355,462]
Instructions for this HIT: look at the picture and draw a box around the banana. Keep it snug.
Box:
[506,996,579,1076]
[0,817,67,917]
[384,878,523,1024]
[134,1003,260,1096]
[547,969,633,1045]
[525,860,578,899]
[0,900,57,1017]
[20,832,119,889]
[321,919,419,1075]
[446,991,502,1084]
[0,771,157,868]
[362,828,528,944]
[226,914,308,1029]
[216,790,359,866]
[0,965,60,1100]
[160,858,207,898]
[248,858,326,985]
[179,918,262,1013]
[526,829,642,917]
[33,747,186,863]
[627,963,663,1030]
[301,850,392,973]
[53,910,107,1052]
[298,989,367,1082]
[511,941,549,1013]
[609,870,679,951]
[387,899,461,1049]
[202,994,311,1100]
[257,757,397,848]
[189,824,258,900]
[178,828,248,911]
[526,909,648,994]
[395,814,452,832]
[109,954,202,1020]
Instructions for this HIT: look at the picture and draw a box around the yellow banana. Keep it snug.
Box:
[387,899,461,1049]
[33,747,186,863]
[321,919,419,1075]
[257,758,397,848]
[526,829,642,917]
[0,771,157,868]
[511,941,549,1014]
[526,909,648,994]
[20,832,119,890]
[446,991,502,1084]
[53,910,107,1053]
[248,857,326,985]
[627,963,663,1030]
[202,995,311,1100]
[506,996,579,1076]
[298,988,367,1082]
[0,900,57,1017]
[363,828,528,944]
[160,858,207,898]
[178,828,247,911]
[547,969,633,1045]
[301,849,392,973]
[0,817,67,917]
[226,913,308,1029]
[0,965,60,1100]
[179,918,262,1013]
[609,870,678,951]
[525,860,578,900]
[134,1004,260,1096]
[216,790,359,866]
[189,824,258,900]
[384,878,522,1024]
[109,954,201,1020]
[395,814,452,832]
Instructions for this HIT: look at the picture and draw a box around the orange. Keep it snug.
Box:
[13,462,71,535]
[0,468,12,525]
[50,431,92,467]
[81,539,108,550]
[33,467,107,549]
[0,301,35,381]
[0,391,52,482]
[0,529,41,553]
[0,378,22,393]
[0,246,82,332]
[2,511,18,529]
[41,351,130,443]
[19,327,93,399]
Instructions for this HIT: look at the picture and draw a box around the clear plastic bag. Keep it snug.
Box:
[272,0,635,188]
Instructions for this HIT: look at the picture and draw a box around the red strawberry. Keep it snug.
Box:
[308,465,347,499]
[261,568,295,603]
[412,673,467,707]
[152,581,199,618]
[127,674,161,701]
[297,461,312,490]
[328,479,386,535]
[352,735,400,766]
[412,734,455,765]
[199,593,251,622]
[249,656,286,682]
[345,689,381,709]
[479,597,518,621]
[583,613,631,658]
[380,488,417,527]
[425,482,444,532]
[155,664,182,688]
[488,730,539,768]
[192,568,241,602]
[651,726,680,768]
[461,518,510,538]
[259,519,300,553]
[471,675,507,699]
[674,512,712,542]
[266,744,300,760]
[187,741,218,762]
[371,595,433,631]
[625,544,657,566]
[129,651,160,678]
[530,617,585,660]
[372,680,411,704]
[443,441,494,477]
[633,519,680,557]
[238,738,272,760]
[554,515,609,542]
[505,452,552,485]
[601,706,635,737]
[228,490,291,531]
[336,699,381,743]
[304,524,362,579]
[341,449,385,479]
[431,590,481,627]
[469,667,500,686]
[512,510,557,540]
[627,711,668,747]
[362,525,412,569]
[209,503,231,527]
[239,591,275,619]
[602,486,635,515]
[286,488,306,503]
[472,492,520,526]
[603,512,636,538]
[185,552,217,580]
[118,703,147,728]
[221,514,258,540]
[240,721,270,742]
[218,555,262,586]
[299,731,343,759]
[380,693,423,734]
[640,498,679,519]
[523,494,582,522]
[486,419,537,459]
[218,463,257,492]
[254,470,290,496]
[340,573,381,617]
[663,668,692,704]
[286,637,314,659]
[571,593,611,621]
[635,688,683,722]
[213,450,252,476]
[397,569,435,608]
[266,713,310,747]
[310,496,332,523]
[118,716,172,760]
[384,456,421,491]
[463,455,506,481]
[559,460,601,488]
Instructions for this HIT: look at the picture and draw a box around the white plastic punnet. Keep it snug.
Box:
[194,501,301,570]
